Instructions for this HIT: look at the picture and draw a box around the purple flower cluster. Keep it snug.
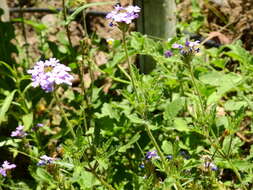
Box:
[37,155,56,166]
[106,5,140,25]
[11,125,27,138]
[172,40,200,55]
[0,161,16,177]
[27,58,73,92]
[146,150,160,159]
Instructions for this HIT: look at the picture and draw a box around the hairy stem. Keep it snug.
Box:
[189,64,205,118]
[122,30,140,102]
[62,0,73,48]
[53,90,76,138]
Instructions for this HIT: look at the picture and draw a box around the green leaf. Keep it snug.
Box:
[216,116,229,129]
[118,133,140,152]
[66,1,115,25]
[36,168,55,184]
[231,160,253,171]
[199,71,242,104]
[54,161,74,169]
[164,98,184,120]
[199,71,241,87]
[73,166,100,188]
[161,140,173,155]
[12,18,47,31]
[22,113,33,130]
[173,118,190,132]
[0,61,16,77]
[224,100,247,111]
[223,41,253,66]
[95,103,120,121]
[0,139,21,147]
[0,90,17,124]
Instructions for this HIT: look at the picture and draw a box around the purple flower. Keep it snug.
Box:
[27,58,73,92]
[146,150,160,159]
[37,155,56,166]
[166,155,173,160]
[172,43,184,49]
[32,123,44,131]
[0,161,16,177]
[11,125,27,138]
[164,50,173,58]
[37,123,44,127]
[172,40,200,56]
[139,163,145,169]
[185,40,200,47]
[204,162,218,171]
[106,5,140,25]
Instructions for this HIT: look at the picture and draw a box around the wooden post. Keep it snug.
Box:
[0,0,10,22]
[136,0,176,39]
[136,0,177,73]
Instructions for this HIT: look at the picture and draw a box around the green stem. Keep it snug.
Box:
[83,154,115,190]
[189,64,205,118]
[53,91,76,138]
[90,170,116,190]
[121,28,168,174]
[87,58,95,104]
[18,0,30,66]
[144,123,168,173]
[9,148,39,161]
[227,159,247,190]
[122,30,140,102]
[62,0,73,48]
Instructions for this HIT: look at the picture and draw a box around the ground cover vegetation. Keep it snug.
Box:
[0,0,253,189]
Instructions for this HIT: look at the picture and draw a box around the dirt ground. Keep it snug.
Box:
[178,0,253,52]
[6,0,253,56]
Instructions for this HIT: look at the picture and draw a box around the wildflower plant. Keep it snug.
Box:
[1,1,253,190]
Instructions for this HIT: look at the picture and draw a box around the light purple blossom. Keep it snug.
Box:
[106,5,141,25]
[11,125,27,138]
[27,58,73,92]
[146,150,160,159]
[37,155,56,166]
[0,161,16,177]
